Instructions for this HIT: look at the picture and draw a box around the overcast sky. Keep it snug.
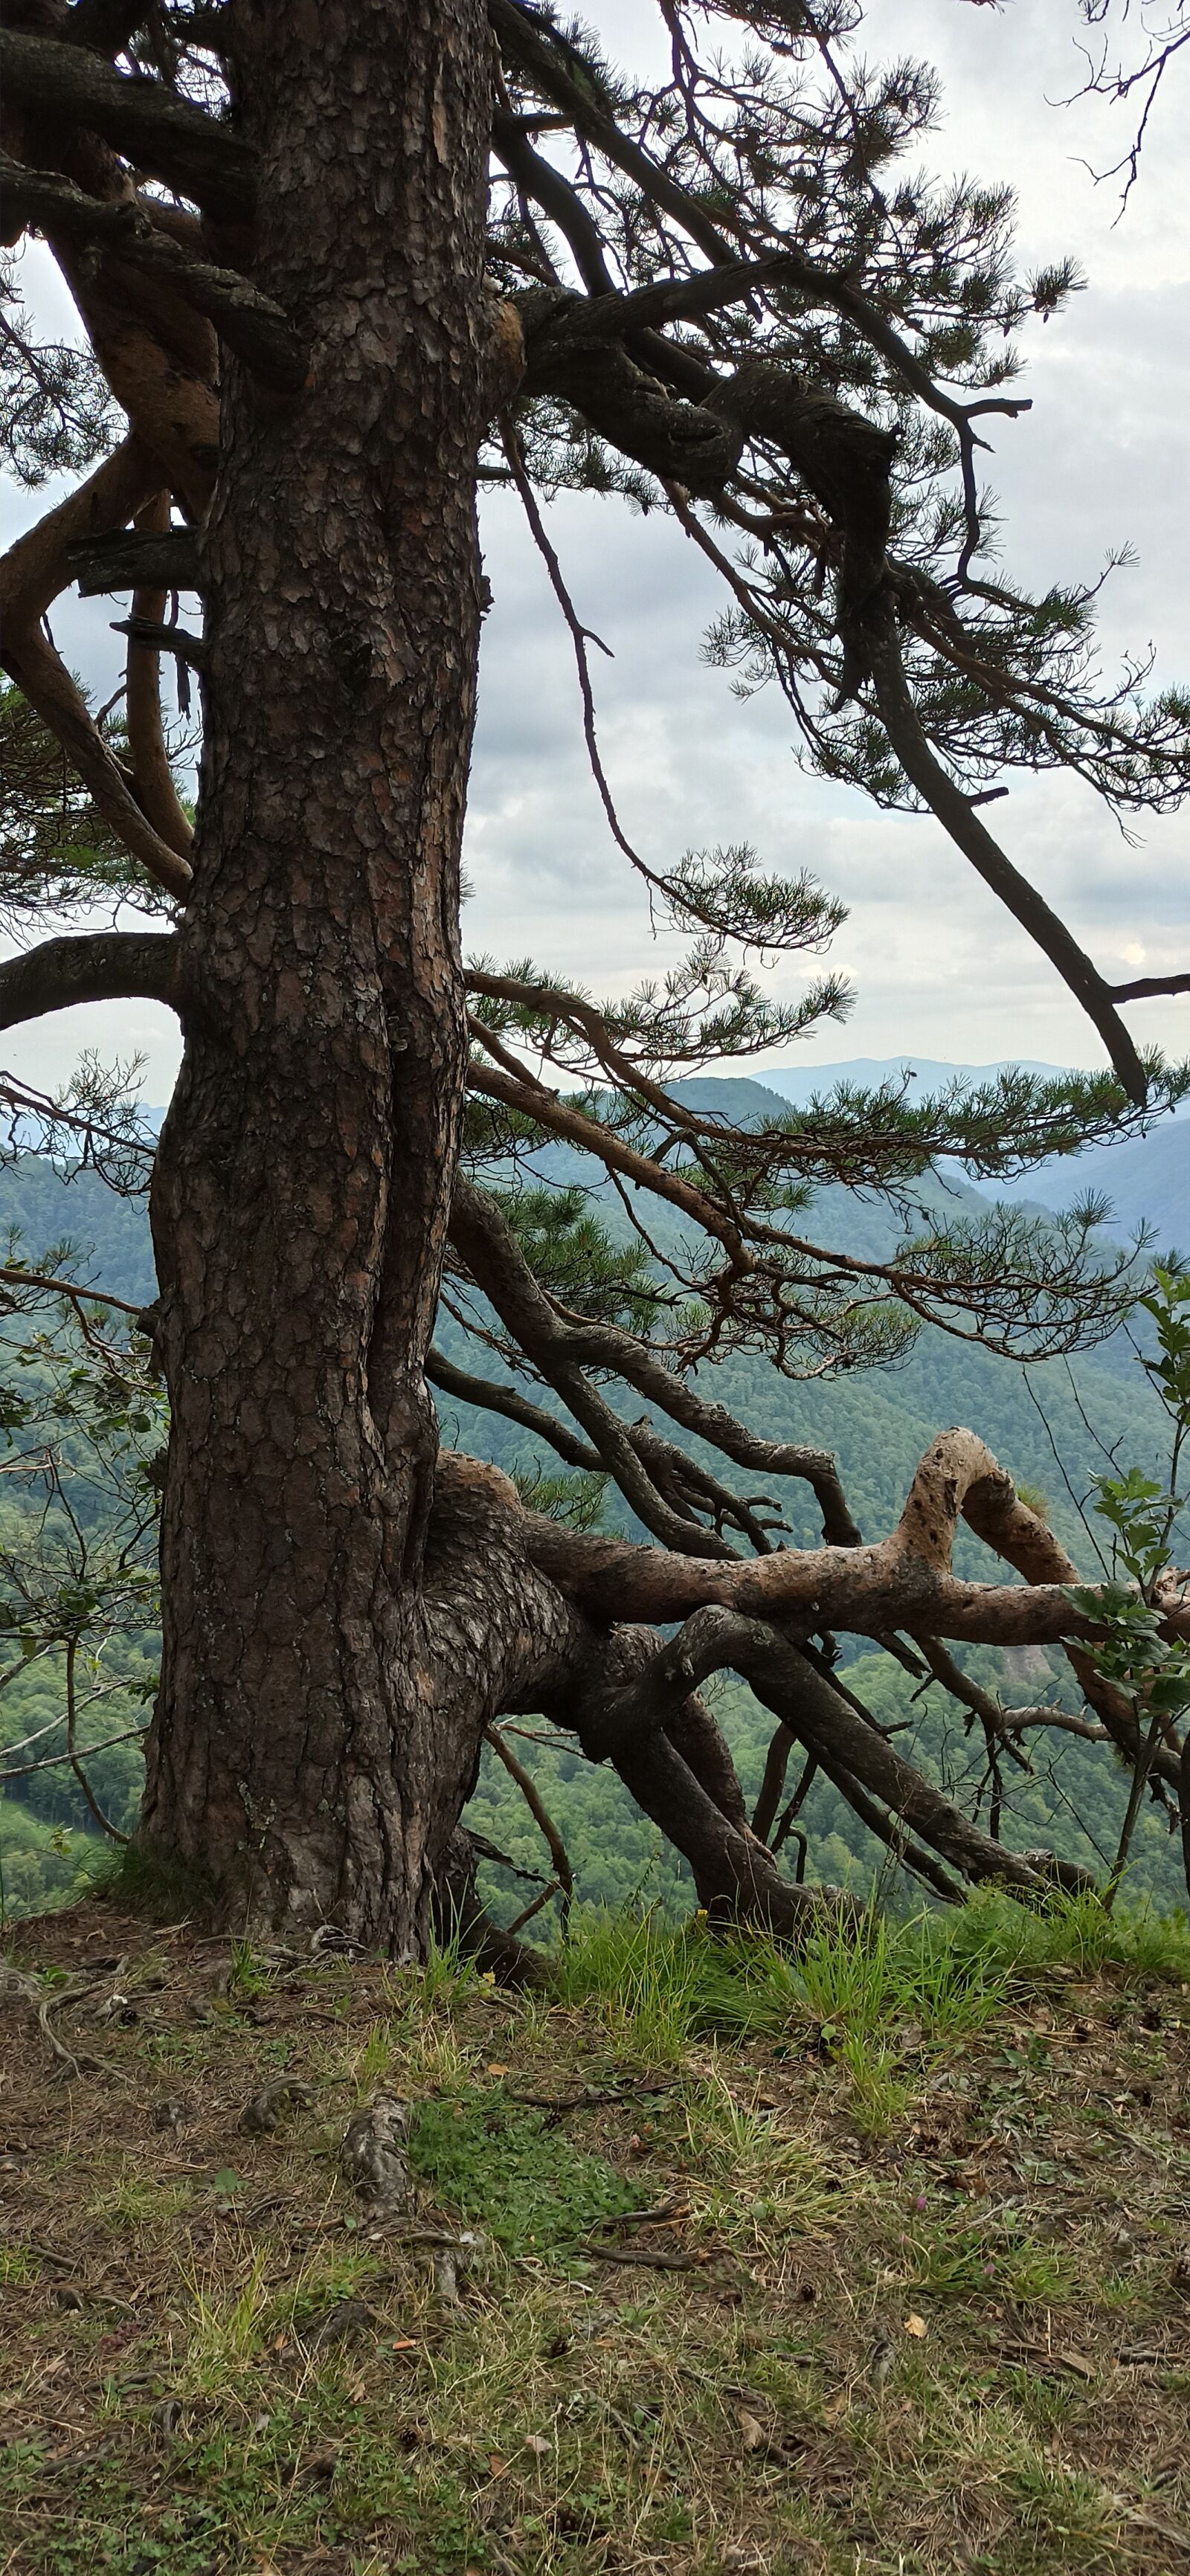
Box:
[4,0,1188,1104]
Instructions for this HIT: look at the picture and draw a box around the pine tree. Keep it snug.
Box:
[1,1,1188,1953]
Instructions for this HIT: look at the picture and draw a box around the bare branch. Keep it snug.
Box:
[0,930,178,1031]
[868,608,1147,1102]
[65,1635,130,1842]
[484,1723,573,1927]
[0,1266,148,1320]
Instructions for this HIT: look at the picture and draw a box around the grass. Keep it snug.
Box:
[408,2087,642,2256]
[1,1884,1188,2574]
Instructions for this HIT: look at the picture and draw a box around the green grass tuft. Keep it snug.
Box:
[408,2085,641,2256]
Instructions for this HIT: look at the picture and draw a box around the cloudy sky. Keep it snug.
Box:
[5,0,1189,1104]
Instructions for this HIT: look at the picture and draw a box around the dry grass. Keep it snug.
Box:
[0,1893,1188,2574]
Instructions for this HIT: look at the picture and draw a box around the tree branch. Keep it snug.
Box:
[450,1173,863,1545]
[1,437,193,903]
[67,525,202,596]
[483,1722,573,1927]
[0,28,255,222]
[869,608,1147,1102]
[520,1424,1190,1684]
[123,491,194,860]
[0,929,179,1031]
[0,155,303,387]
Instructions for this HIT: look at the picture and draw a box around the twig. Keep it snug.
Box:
[66,1635,131,1844]
[484,1723,574,1929]
[0,1722,147,1782]
[503,1878,562,1937]
[512,2079,672,2122]
[589,2197,689,2230]
[0,1266,146,1318]
[580,2242,708,2272]
[0,1965,105,2079]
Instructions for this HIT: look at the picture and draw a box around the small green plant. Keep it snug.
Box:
[227,1935,274,1999]
[835,2030,913,2134]
[354,2016,397,2093]
[910,2210,1070,2305]
[408,2086,640,2256]
[176,2246,273,2386]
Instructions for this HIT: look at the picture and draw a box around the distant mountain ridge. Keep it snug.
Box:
[756,1057,1186,1248]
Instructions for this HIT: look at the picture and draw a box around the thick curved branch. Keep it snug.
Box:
[0,28,256,222]
[0,930,179,1031]
[520,1424,1190,1685]
[1,437,193,902]
[0,155,303,385]
[492,106,614,296]
[869,610,1146,1102]
[498,8,1025,567]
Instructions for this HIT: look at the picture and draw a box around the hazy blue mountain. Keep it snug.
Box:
[988,1118,1187,1252]
[760,1057,1067,1100]
[760,1057,1184,1245]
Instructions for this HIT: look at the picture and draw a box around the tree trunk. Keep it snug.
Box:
[141,0,498,1949]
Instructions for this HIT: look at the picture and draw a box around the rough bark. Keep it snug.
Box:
[141,1,498,1950]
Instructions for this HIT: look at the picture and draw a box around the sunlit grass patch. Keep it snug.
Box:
[679,2067,846,2245]
[172,2242,274,2386]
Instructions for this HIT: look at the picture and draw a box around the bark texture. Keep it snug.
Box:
[142,1,498,1948]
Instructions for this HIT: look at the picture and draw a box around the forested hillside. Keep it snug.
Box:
[2,1080,1185,1924]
